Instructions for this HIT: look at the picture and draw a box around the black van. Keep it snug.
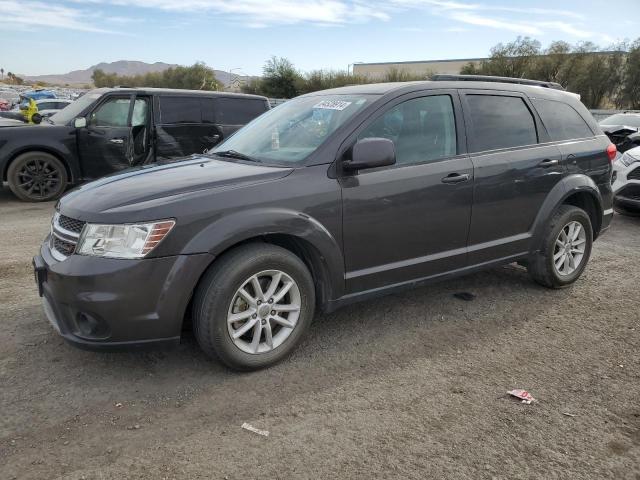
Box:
[34,77,615,370]
[0,87,270,201]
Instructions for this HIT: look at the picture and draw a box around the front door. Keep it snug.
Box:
[77,95,151,179]
[341,91,473,294]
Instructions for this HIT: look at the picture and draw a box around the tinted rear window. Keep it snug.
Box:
[159,96,201,124]
[532,98,593,141]
[466,95,537,152]
[202,98,267,125]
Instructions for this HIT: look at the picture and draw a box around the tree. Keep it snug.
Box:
[260,57,302,98]
[0,68,4,80]
[468,37,541,78]
[91,63,221,90]
[619,39,640,109]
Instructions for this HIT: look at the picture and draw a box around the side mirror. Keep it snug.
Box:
[74,117,87,128]
[344,138,396,171]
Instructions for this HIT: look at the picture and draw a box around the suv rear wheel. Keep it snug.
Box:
[528,204,593,288]
[192,243,315,370]
[7,151,67,202]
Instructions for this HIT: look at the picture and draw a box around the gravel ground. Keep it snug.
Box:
[0,187,638,480]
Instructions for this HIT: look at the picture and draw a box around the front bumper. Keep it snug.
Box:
[34,238,213,351]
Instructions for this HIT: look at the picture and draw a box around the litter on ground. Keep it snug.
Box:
[241,423,269,437]
[507,389,536,404]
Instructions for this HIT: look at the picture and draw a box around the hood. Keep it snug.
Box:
[600,124,639,135]
[59,156,293,218]
[0,119,27,127]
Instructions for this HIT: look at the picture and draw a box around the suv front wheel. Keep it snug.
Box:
[528,204,593,288]
[193,243,315,370]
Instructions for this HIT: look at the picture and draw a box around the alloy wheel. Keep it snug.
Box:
[16,158,61,199]
[227,270,301,354]
[553,220,587,276]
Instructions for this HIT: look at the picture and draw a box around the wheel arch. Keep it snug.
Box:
[3,147,74,183]
[531,174,603,252]
[181,209,345,315]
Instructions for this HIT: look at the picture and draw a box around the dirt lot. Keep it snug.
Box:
[0,187,639,480]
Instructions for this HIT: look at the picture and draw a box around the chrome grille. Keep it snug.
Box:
[57,214,85,234]
[50,212,83,261]
[53,236,76,256]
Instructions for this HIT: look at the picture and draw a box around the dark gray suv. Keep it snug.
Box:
[34,78,615,370]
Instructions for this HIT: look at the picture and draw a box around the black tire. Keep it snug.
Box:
[192,243,315,371]
[7,151,67,202]
[528,205,593,288]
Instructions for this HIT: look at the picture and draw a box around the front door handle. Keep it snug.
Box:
[441,173,470,184]
[539,158,559,167]
[109,138,124,145]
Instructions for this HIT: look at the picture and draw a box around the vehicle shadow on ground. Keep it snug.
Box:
[20,261,553,386]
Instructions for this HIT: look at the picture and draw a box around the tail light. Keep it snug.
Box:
[606,143,617,162]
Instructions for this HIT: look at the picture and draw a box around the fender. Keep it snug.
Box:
[181,207,346,300]
[1,127,80,183]
[530,174,602,253]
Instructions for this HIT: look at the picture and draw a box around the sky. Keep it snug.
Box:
[1,0,639,77]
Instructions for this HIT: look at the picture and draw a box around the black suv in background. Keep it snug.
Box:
[34,78,615,370]
[0,87,269,201]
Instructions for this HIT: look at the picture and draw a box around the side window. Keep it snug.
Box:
[531,98,594,141]
[90,97,131,127]
[359,95,457,165]
[131,98,149,127]
[466,95,537,152]
[38,102,54,110]
[159,97,201,124]
[215,98,268,125]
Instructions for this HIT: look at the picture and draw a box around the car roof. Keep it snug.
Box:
[303,80,579,102]
[97,87,268,101]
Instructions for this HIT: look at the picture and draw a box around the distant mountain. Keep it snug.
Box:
[23,60,179,85]
[22,60,251,88]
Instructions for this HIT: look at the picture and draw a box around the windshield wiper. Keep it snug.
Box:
[213,150,260,162]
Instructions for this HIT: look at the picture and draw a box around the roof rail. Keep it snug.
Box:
[432,74,565,91]
[113,85,131,88]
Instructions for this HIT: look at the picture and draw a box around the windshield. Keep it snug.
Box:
[49,90,105,125]
[601,114,640,128]
[210,94,379,164]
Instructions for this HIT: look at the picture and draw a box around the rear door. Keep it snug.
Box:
[207,97,269,140]
[155,96,220,160]
[460,90,564,264]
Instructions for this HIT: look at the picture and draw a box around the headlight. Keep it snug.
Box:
[620,151,640,167]
[76,220,175,259]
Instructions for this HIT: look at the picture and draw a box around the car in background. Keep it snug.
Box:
[612,145,640,216]
[21,89,57,101]
[0,88,20,109]
[33,98,73,118]
[0,87,270,201]
[600,112,640,154]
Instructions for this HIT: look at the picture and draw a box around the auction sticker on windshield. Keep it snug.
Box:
[313,100,352,111]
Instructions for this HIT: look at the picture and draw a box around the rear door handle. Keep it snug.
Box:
[539,159,559,167]
[441,173,470,184]
[109,138,124,145]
